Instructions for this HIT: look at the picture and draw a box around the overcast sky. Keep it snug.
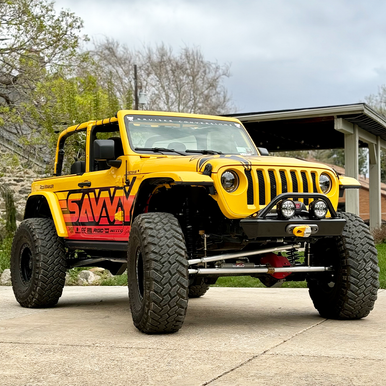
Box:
[54,0,386,113]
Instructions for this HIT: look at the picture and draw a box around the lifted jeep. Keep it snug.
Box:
[11,110,379,334]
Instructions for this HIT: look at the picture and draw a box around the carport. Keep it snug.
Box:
[231,103,386,230]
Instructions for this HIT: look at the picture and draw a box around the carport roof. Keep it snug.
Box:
[228,103,386,152]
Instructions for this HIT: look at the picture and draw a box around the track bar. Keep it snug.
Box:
[188,266,332,275]
[188,244,301,265]
[70,257,126,267]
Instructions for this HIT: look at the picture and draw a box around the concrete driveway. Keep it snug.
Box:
[1,286,385,386]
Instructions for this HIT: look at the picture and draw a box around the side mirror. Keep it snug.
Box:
[94,139,115,161]
[258,147,269,156]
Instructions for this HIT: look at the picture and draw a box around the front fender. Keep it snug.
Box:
[339,176,361,191]
[25,192,68,238]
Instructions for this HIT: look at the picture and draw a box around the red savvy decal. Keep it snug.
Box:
[60,180,136,241]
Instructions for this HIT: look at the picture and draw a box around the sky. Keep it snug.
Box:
[54,0,386,114]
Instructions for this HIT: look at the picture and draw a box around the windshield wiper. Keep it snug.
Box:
[135,147,186,156]
[186,149,223,155]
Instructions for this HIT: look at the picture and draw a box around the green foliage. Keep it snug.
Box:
[213,276,307,288]
[377,243,386,289]
[100,273,128,286]
[0,0,87,129]
[0,187,17,238]
[313,148,368,176]
[0,237,12,274]
[30,71,115,129]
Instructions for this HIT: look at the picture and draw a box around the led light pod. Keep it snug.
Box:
[277,199,296,219]
[309,199,328,219]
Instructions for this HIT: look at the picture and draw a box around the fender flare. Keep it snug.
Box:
[338,176,361,196]
[24,192,68,237]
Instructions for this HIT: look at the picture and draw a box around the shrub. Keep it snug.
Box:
[372,225,386,244]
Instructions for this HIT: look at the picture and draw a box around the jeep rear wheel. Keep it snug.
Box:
[11,218,66,308]
[188,277,210,298]
[127,212,189,334]
[307,212,379,319]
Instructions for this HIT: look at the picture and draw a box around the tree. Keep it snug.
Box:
[140,44,234,114]
[365,85,386,118]
[313,148,368,177]
[89,39,235,114]
[365,86,386,181]
[0,0,86,135]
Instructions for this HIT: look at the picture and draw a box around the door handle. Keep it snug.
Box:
[78,181,91,188]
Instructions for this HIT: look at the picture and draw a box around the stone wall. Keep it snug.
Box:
[0,165,43,222]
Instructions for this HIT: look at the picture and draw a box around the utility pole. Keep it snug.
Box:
[134,64,139,110]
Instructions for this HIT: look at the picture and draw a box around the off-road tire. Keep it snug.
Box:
[188,277,210,298]
[11,218,66,308]
[127,212,189,334]
[307,212,379,319]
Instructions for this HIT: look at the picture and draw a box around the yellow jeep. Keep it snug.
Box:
[11,110,379,334]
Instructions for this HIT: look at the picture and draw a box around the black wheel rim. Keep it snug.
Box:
[135,248,144,301]
[20,244,33,284]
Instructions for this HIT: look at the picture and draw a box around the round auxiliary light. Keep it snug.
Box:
[221,170,239,193]
[309,199,328,219]
[319,173,332,194]
[278,199,296,219]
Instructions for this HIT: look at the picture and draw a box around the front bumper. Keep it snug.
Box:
[240,217,346,238]
[240,192,346,239]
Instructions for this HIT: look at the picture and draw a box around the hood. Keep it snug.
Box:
[138,154,336,175]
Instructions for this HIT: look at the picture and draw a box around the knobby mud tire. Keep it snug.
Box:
[307,212,379,319]
[11,218,66,308]
[127,212,189,334]
[188,277,210,298]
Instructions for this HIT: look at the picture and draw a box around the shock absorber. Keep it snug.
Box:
[184,196,194,258]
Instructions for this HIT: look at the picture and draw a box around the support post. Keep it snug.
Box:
[344,123,360,215]
[369,139,382,230]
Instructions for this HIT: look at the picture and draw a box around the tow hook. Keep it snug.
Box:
[286,224,318,237]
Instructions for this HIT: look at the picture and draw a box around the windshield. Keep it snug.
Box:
[124,115,258,156]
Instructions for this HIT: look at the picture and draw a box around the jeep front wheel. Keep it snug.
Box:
[127,212,189,334]
[11,218,66,308]
[307,212,379,319]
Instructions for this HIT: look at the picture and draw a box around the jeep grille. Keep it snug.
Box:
[249,169,319,206]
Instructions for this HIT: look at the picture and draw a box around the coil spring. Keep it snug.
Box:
[287,248,301,265]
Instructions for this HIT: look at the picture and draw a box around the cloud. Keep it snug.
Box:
[54,0,386,111]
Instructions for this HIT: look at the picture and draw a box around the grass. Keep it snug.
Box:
[376,243,386,289]
[213,276,307,288]
[0,238,385,288]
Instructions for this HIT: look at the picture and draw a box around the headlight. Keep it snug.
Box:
[221,170,239,193]
[319,173,332,194]
[277,199,296,219]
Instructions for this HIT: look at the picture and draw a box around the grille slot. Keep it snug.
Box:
[311,172,318,193]
[245,169,254,205]
[290,171,298,192]
[257,170,265,205]
[301,172,309,205]
[268,170,277,200]
[280,170,288,193]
